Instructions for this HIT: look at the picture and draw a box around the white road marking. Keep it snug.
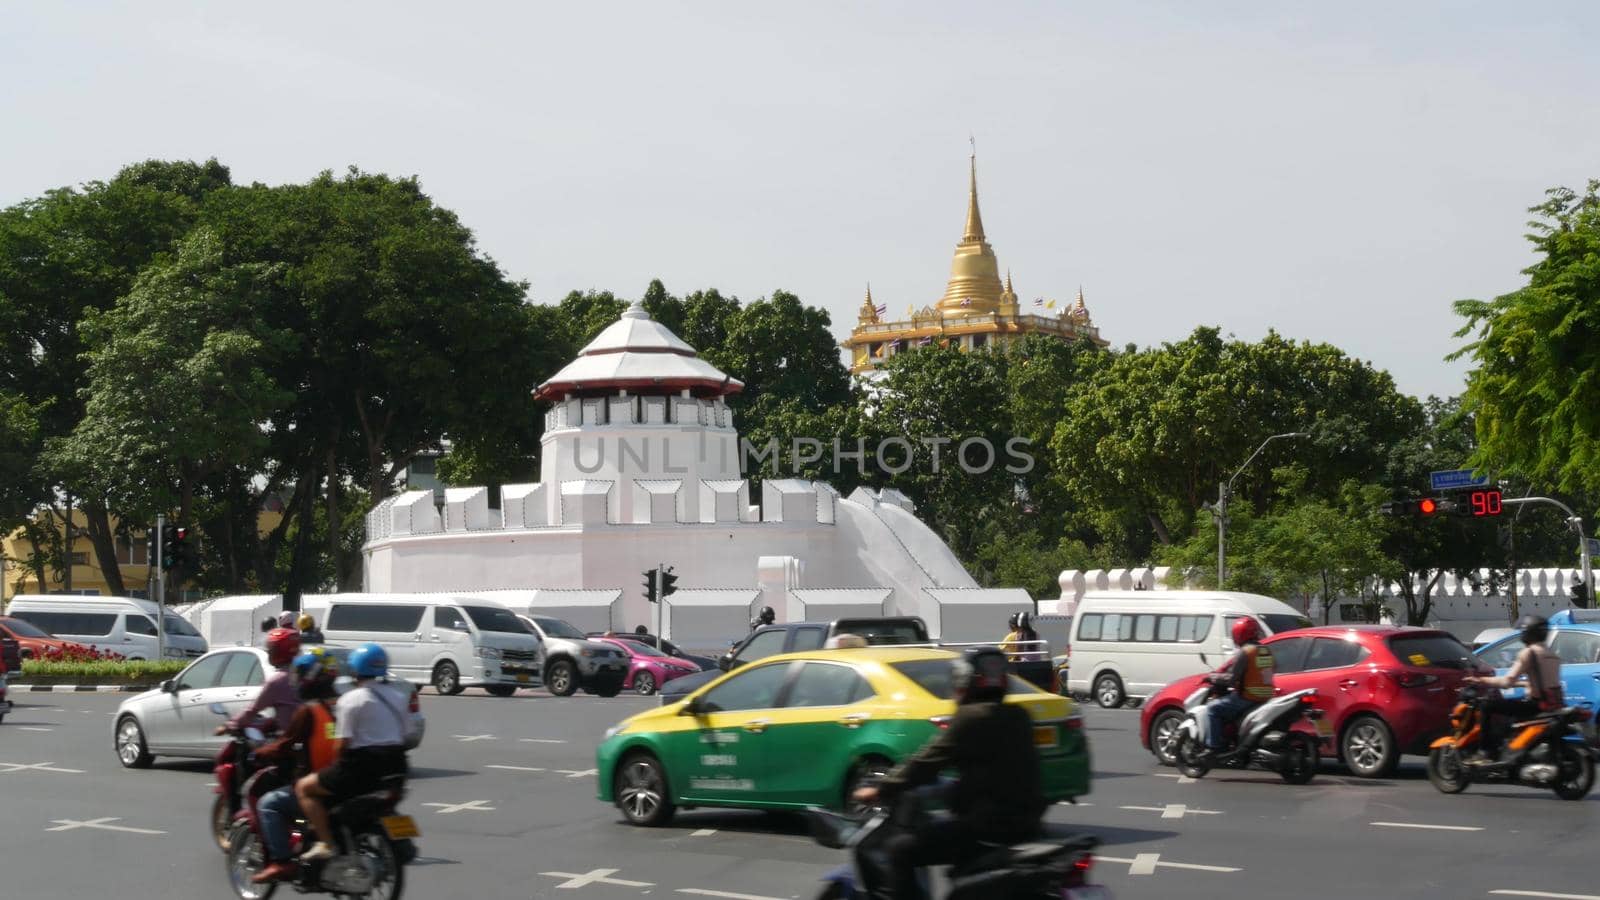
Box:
[485,765,547,773]
[1371,821,1484,832]
[0,762,85,774]
[423,800,496,814]
[520,738,567,744]
[679,890,787,900]
[690,828,718,837]
[46,817,165,835]
[1100,854,1241,874]
[1120,804,1223,820]
[557,768,598,778]
[452,734,497,742]
[1490,891,1600,899]
[1153,772,1196,784]
[542,868,654,889]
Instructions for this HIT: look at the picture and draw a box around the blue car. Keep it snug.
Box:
[1474,610,1600,724]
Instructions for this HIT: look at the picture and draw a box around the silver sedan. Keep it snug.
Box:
[113,646,425,768]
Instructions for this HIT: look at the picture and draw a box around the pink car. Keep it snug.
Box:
[595,637,702,695]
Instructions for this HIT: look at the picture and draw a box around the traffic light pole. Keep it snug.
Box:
[653,565,663,640]
[1216,431,1310,589]
[1501,497,1592,603]
[154,514,166,662]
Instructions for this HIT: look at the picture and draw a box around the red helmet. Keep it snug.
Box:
[1231,617,1262,646]
[265,627,301,666]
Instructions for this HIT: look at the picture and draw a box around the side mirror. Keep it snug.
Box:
[717,654,732,672]
[453,621,470,631]
[161,680,177,694]
[678,697,703,716]
[208,702,228,716]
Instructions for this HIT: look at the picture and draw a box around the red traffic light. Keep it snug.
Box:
[1418,498,1437,516]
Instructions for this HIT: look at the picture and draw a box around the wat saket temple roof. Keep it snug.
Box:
[843,151,1108,375]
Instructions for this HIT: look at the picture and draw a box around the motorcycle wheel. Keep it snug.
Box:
[1175,732,1211,779]
[225,824,277,900]
[1553,744,1595,801]
[1426,746,1469,794]
[352,828,406,899]
[211,794,233,852]
[1278,733,1317,785]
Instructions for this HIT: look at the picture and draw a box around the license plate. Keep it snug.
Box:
[516,673,530,683]
[381,815,419,840]
[1314,718,1334,738]
[1033,725,1059,749]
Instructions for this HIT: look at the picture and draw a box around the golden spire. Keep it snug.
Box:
[858,283,880,323]
[963,150,986,242]
[937,145,1004,314]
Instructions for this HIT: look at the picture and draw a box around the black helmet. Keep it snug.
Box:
[1518,614,1549,645]
[759,606,775,623]
[1016,611,1032,631]
[1007,612,1020,630]
[952,647,1009,704]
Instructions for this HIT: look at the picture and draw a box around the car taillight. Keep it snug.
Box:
[1065,714,1084,730]
[408,688,421,714]
[1389,670,1438,688]
[1074,854,1093,874]
[929,715,952,730]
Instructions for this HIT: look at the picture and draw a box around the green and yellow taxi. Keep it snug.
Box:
[596,646,1091,826]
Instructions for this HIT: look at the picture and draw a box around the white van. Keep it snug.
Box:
[7,595,209,660]
[306,594,542,697]
[1064,591,1311,708]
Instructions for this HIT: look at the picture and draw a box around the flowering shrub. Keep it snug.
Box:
[37,643,126,663]
[21,659,186,681]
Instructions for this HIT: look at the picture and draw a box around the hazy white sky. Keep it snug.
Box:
[5,2,1596,399]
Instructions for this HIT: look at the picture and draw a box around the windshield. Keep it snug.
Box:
[533,616,586,640]
[618,638,667,658]
[463,605,528,634]
[1260,614,1312,635]
[164,615,201,637]
[1390,633,1475,669]
[1,616,51,638]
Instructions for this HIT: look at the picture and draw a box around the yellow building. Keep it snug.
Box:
[1,511,168,602]
[843,154,1108,374]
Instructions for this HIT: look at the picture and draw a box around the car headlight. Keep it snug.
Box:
[475,647,502,659]
[603,724,623,741]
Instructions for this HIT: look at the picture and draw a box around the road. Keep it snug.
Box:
[0,688,1593,900]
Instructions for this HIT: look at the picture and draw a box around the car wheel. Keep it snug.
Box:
[1148,709,1185,766]
[1093,672,1125,709]
[433,661,464,696]
[546,660,578,697]
[843,756,894,815]
[633,671,657,695]
[115,715,153,769]
[1341,715,1398,778]
[615,753,675,826]
[484,684,517,697]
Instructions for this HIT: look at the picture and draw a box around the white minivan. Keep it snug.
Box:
[7,595,209,660]
[305,594,542,696]
[1064,591,1312,708]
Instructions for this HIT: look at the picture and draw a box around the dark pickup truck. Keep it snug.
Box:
[656,616,1052,704]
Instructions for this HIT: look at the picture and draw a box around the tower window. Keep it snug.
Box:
[972,334,987,349]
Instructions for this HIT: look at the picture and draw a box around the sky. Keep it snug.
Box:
[4,1,1596,400]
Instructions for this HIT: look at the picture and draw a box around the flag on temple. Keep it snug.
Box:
[1033,297,1044,308]
[874,303,887,317]
[1046,299,1056,309]
[917,335,932,346]
[960,297,972,308]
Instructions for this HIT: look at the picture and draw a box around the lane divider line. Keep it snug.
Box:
[1490,892,1600,900]
[679,890,787,900]
[1371,821,1484,832]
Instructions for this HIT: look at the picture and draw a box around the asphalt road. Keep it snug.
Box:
[0,688,1594,900]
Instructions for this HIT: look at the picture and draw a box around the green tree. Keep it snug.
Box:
[1453,180,1600,499]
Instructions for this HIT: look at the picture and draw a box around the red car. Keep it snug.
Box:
[0,615,72,660]
[593,637,702,696]
[1139,625,1481,777]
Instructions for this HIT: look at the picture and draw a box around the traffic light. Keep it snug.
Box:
[1381,491,1504,518]
[642,568,658,604]
[171,526,193,571]
[660,566,679,599]
[1573,579,1592,610]
[159,523,178,570]
[1381,498,1438,517]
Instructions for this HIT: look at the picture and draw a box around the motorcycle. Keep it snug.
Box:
[211,703,271,852]
[224,758,416,899]
[1172,678,1327,783]
[804,783,1109,900]
[1426,683,1596,800]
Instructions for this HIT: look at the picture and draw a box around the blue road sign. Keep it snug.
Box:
[1430,469,1489,492]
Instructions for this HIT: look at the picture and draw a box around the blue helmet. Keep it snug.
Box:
[347,643,388,678]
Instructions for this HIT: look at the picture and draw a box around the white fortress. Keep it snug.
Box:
[361,300,1029,646]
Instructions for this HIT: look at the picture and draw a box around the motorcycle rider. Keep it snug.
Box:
[750,605,776,631]
[1000,613,1023,660]
[219,627,301,736]
[1201,617,1276,755]
[1464,614,1564,763]
[851,646,1044,900]
[297,613,325,645]
[250,648,342,884]
[295,643,412,862]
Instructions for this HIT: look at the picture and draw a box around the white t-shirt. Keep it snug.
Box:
[334,681,411,750]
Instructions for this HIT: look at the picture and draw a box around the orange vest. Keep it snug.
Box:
[1240,645,1276,701]
[307,703,339,772]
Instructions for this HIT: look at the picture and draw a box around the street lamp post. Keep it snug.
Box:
[1500,497,1592,607]
[1216,432,1310,590]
